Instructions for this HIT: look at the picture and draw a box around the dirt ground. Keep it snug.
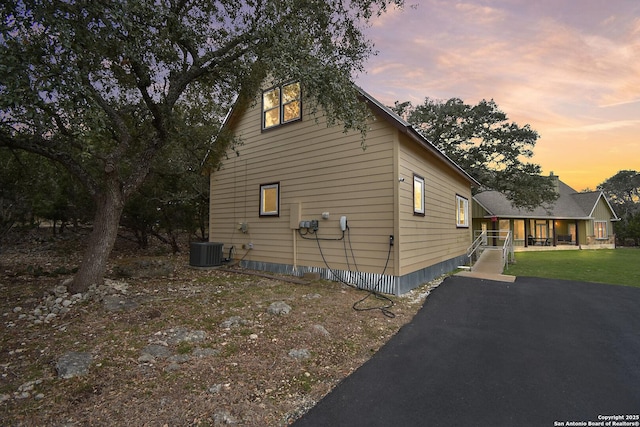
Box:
[0,229,441,426]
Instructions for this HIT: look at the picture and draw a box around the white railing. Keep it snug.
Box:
[501,230,515,271]
[466,231,486,267]
[468,229,515,271]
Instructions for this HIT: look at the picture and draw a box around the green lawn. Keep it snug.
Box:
[503,248,640,287]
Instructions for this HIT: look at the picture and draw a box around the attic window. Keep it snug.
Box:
[262,82,301,129]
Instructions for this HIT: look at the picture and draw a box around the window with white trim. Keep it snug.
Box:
[262,82,301,129]
[413,174,425,216]
[594,220,607,239]
[456,195,469,228]
[260,182,280,217]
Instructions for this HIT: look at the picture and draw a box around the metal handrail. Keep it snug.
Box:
[468,229,515,271]
[466,231,486,267]
[501,230,515,271]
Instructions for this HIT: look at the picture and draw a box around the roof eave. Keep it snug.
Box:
[479,215,593,220]
[357,86,481,187]
[589,192,620,220]
[471,196,494,216]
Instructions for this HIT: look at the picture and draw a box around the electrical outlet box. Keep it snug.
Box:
[299,220,318,230]
[340,216,348,231]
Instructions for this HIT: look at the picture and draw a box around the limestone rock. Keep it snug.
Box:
[267,301,291,315]
[56,352,92,379]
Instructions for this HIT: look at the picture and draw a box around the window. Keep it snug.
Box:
[513,220,525,241]
[260,183,280,217]
[413,174,425,216]
[535,220,549,238]
[594,221,607,239]
[456,195,469,227]
[262,82,301,129]
[499,219,509,238]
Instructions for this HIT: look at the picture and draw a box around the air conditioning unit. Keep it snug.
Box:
[189,242,223,267]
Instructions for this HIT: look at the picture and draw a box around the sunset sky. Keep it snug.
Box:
[356,0,640,191]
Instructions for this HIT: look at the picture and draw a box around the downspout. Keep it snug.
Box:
[392,128,401,293]
[293,229,297,270]
[290,203,301,271]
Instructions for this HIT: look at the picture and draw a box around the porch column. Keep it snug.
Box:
[492,218,498,246]
[552,220,557,247]
[524,219,529,247]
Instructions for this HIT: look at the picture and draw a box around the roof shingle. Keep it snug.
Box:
[474,179,610,219]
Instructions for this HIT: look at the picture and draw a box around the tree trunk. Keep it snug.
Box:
[68,182,124,294]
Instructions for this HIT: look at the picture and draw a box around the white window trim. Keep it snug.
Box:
[413,174,425,216]
[594,220,607,239]
[456,194,469,228]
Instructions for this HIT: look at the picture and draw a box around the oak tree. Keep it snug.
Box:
[598,170,640,245]
[393,98,557,210]
[0,0,402,293]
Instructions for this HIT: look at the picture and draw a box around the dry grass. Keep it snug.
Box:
[0,230,439,426]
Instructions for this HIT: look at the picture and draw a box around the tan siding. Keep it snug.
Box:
[589,196,615,239]
[211,87,473,281]
[592,197,614,222]
[397,137,472,275]
[210,95,396,274]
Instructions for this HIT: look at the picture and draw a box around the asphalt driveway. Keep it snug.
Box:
[293,276,640,427]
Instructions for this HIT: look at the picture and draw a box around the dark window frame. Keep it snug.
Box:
[261,81,302,130]
[259,182,280,217]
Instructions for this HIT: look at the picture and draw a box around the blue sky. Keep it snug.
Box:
[356,0,640,191]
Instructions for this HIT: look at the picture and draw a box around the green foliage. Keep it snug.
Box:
[121,137,211,251]
[176,342,193,355]
[393,98,557,210]
[0,149,92,236]
[0,0,403,287]
[597,170,640,216]
[598,170,640,245]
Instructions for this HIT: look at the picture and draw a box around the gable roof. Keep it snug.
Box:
[356,87,480,186]
[473,179,619,220]
[209,82,480,187]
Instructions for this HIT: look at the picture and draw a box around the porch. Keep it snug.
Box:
[475,218,584,250]
[514,241,615,251]
[514,244,580,252]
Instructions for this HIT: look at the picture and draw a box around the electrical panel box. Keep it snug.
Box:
[299,220,310,229]
[299,219,319,231]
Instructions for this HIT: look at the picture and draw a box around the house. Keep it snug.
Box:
[209,81,478,295]
[472,173,619,250]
